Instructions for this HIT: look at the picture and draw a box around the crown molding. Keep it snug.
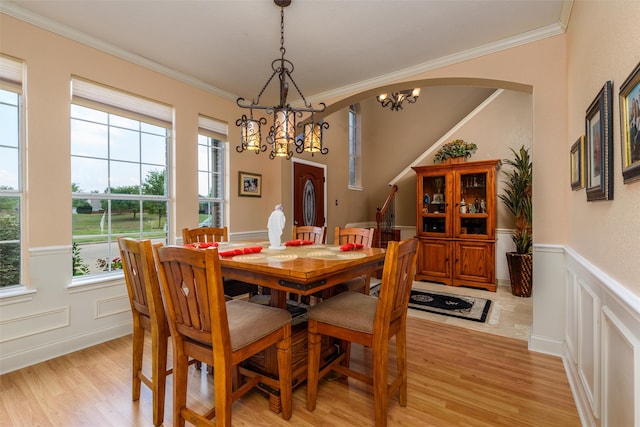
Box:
[559,0,574,32]
[308,20,568,105]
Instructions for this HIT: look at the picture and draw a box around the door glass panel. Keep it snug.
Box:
[421,174,447,234]
[421,175,445,212]
[302,179,316,225]
[460,217,487,235]
[459,171,488,235]
[423,217,446,233]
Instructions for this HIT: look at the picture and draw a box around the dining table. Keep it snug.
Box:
[212,240,387,413]
[217,241,386,306]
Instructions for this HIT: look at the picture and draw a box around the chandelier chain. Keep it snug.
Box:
[280,6,286,57]
[235,0,329,159]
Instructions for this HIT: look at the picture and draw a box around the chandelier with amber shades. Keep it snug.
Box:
[235,0,329,159]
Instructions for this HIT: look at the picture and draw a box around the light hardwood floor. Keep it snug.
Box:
[0,286,579,427]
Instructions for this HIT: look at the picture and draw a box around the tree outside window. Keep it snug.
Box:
[0,87,22,288]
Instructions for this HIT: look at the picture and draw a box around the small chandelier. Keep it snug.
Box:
[236,0,329,160]
[376,88,421,111]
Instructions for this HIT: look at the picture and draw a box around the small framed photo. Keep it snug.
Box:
[585,81,613,201]
[432,193,444,204]
[238,171,262,197]
[570,136,584,190]
[619,61,640,184]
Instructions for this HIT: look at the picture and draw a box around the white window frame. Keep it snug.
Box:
[197,115,227,229]
[70,77,172,280]
[0,54,24,290]
[348,104,362,190]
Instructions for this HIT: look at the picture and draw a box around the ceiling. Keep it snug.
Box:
[2,0,571,105]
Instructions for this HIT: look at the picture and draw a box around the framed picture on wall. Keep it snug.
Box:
[238,171,262,197]
[585,81,613,201]
[619,61,640,184]
[570,136,584,190]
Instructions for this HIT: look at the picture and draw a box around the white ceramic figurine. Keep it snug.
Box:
[267,204,286,249]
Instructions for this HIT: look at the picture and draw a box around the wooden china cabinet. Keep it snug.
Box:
[412,159,501,291]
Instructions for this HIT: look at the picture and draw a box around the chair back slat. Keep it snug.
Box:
[293,225,326,244]
[182,226,229,244]
[334,227,375,248]
[375,238,419,329]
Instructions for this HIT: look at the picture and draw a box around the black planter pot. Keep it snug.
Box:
[506,252,533,297]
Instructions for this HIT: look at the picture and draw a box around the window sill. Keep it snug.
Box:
[348,185,363,191]
[68,271,125,294]
[0,285,37,305]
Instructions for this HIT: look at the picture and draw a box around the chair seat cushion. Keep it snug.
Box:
[308,292,377,334]
[226,300,291,351]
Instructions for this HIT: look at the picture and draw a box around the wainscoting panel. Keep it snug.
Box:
[564,247,640,427]
[577,282,600,417]
[601,307,639,427]
[0,306,70,343]
[229,230,268,242]
[565,268,578,365]
[95,295,130,319]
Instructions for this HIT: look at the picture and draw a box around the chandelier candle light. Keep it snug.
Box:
[236,0,329,159]
[377,88,421,111]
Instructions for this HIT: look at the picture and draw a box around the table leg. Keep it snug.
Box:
[270,289,287,309]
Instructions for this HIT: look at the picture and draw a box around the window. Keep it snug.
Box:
[197,115,227,228]
[70,77,171,277]
[0,55,24,288]
[348,104,361,188]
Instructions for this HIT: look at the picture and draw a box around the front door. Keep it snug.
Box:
[293,161,325,228]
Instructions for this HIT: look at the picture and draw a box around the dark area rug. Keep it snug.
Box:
[370,285,492,323]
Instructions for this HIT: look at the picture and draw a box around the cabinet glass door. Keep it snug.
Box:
[421,174,448,235]
[457,171,488,236]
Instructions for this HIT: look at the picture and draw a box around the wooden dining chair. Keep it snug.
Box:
[153,245,293,427]
[182,226,228,244]
[182,226,258,298]
[334,226,375,248]
[292,225,327,244]
[334,226,375,294]
[117,237,170,427]
[306,238,419,427]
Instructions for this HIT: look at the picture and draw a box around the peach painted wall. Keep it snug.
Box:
[565,0,640,295]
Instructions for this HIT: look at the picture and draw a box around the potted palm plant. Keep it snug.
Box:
[498,145,533,297]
